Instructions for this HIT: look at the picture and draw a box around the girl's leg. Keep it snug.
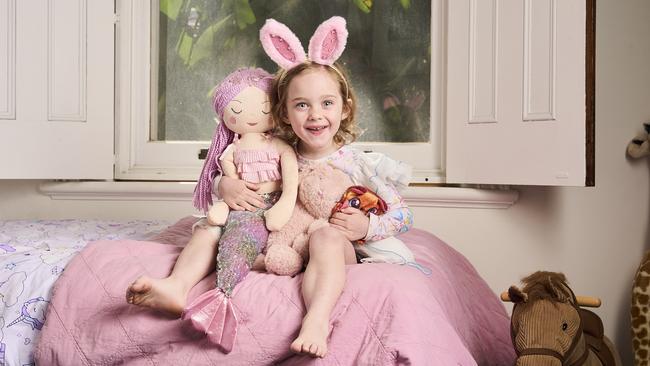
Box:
[126,225,220,316]
[290,226,356,358]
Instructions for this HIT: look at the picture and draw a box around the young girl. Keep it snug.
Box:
[237,17,413,358]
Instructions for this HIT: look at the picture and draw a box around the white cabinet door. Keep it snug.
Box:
[446,0,595,186]
[0,0,114,179]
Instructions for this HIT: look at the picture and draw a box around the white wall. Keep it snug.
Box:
[1,0,649,363]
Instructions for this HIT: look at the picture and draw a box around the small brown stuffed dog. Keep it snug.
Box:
[332,186,387,244]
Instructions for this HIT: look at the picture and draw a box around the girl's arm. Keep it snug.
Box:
[364,181,413,242]
[350,149,413,241]
[216,177,265,211]
[329,183,412,242]
[264,140,298,231]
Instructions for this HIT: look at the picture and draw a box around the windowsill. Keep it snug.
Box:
[39,181,519,209]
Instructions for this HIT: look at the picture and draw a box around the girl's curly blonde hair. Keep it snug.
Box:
[271,61,360,146]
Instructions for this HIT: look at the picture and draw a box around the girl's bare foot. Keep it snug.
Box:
[290,314,330,358]
[125,276,187,317]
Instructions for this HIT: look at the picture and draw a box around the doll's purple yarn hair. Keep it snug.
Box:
[193,67,273,213]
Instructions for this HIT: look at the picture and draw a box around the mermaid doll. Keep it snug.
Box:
[183,67,298,352]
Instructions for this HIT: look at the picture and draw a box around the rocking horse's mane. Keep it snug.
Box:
[521,271,574,303]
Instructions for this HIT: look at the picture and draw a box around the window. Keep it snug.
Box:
[114,0,593,186]
[116,0,444,182]
[0,0,592,190]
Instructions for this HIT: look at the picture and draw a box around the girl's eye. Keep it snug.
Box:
[230,107,242,114]
[296,102,308,110]
[323,100,334,107]
[349,197,360,208]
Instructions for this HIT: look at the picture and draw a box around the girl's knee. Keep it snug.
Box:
[309,227,347,250]
[191,225,222,245]
[192,218,222,239]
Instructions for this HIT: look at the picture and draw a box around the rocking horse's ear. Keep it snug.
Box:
[546,273,573,303]
[508,286,528,303]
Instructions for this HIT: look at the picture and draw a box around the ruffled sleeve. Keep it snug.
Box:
[359,152,412,193]
[335,148,414,242]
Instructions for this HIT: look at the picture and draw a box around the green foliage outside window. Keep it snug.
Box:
[156,0,430,143]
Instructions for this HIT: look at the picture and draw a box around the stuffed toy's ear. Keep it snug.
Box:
[308,16,348,66]
[627,122,650,159]
[545,274,573,304]
[508,286,528,304]
[259,19,307,70]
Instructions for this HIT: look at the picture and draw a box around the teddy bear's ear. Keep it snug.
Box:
[627,122,650,159]
[627,134,650,158]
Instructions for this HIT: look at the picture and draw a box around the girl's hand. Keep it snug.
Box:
[218,176,265,211]
[329,207,369,242]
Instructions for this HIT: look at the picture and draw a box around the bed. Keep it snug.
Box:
[1,217,515,365]
[0,219,171,366]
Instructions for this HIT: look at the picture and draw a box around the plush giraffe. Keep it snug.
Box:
[632,251,650,365]
[629,123,650,364]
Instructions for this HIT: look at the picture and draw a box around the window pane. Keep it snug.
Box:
[154,0,430,143]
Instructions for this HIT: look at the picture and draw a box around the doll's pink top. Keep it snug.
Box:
[233,146,281,183]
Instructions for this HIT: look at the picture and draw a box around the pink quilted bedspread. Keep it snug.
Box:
[35,218,515,365]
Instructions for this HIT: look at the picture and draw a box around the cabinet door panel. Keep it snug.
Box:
[447,0,594,186]
[0,0,114,179]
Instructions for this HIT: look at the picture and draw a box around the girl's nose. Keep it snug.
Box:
[308,108,323,121]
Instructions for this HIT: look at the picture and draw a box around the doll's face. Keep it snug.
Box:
[222,86,272,135]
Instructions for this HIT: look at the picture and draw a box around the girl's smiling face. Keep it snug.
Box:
[285,67,349,159]
[222,86,272,135]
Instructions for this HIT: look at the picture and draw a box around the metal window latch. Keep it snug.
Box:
[198,149,208,160]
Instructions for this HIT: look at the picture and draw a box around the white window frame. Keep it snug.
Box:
[115,0,445,183]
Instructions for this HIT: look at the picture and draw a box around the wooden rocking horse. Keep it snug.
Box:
[502,271,621,366]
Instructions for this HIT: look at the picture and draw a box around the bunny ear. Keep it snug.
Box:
[308,16,348,65]
[259,19,307,70]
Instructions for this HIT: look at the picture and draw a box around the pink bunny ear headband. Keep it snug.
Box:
[259,16,349,98]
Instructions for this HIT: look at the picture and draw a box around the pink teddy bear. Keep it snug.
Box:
[264,163,353,276]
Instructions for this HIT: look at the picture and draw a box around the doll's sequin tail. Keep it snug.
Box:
[182,193,279,352]
[182,289,237,353]
[215,206,274,296]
